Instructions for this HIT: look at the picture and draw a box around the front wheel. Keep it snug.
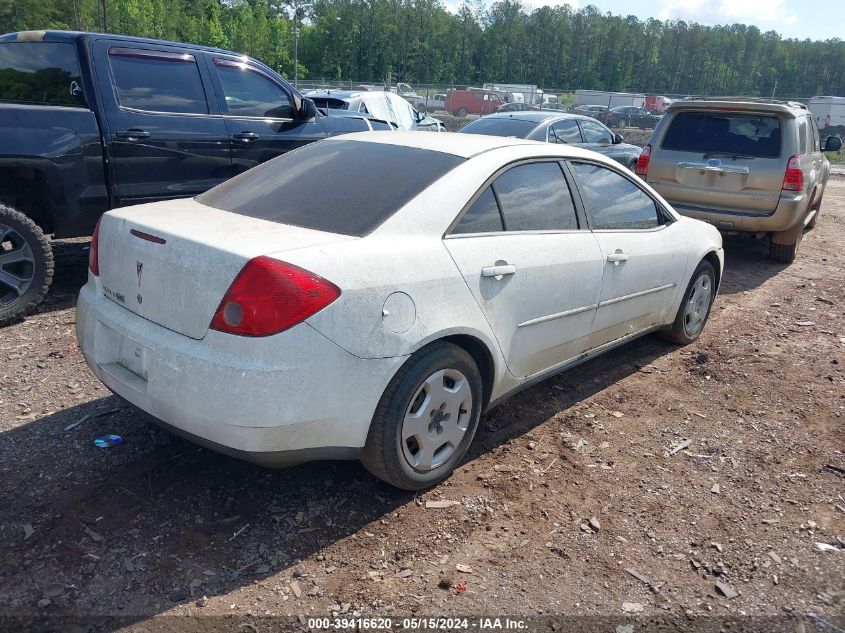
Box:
[361,342,483,490]
[0,204,54,327]
[660,260,716,345]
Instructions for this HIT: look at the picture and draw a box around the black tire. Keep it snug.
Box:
[660,259,716,345]
[807,193,822,230]
[455,107,468,118]
[0,204,53,327]
[360,341,483,490]
[769,240,798,263]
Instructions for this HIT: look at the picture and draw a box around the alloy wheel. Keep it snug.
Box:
[683,273,712,337]
[0,223,35,307]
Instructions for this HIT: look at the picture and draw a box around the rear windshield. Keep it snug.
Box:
[310,97,350,110]
[197,140,464,236]
[0,42,85,107]
[460,118,538,138]
[662,111,782,158]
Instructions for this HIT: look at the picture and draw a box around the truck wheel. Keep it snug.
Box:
[769,240,798,264]
[806,194,822,230]
[0,204,54,327]
[455,108,468,118]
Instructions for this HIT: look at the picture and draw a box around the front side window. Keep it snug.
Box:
[215,62,293,119]
[570,162,659,230]
[493,162,578,231]
[549,119,582,144]
[0,42,85,106]
[109,48,207,114]
[579,119,613,144]
[452,186,503,234]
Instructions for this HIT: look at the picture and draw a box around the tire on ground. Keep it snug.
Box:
[660,259,716,345]
[0,203,53,327]
[361,341,483,490]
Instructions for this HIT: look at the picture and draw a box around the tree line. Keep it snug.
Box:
[1,0,843,97]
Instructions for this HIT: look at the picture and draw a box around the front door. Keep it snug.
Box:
[444,161,605,378]
[94,41,231,206]
[567,160,688,345]
[205,55,327,175]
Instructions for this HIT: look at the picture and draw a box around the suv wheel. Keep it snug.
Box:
[0,204,54,326]
[769,240,799,264]
[361,342,483,490]
[455,107,468,118]
[806,193,822,230]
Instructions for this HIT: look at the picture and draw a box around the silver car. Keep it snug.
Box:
[636,98,842,263]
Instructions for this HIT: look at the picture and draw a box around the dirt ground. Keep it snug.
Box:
[1,179,844,631]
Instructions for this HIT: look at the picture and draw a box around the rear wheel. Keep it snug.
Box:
[807,193,823,230]
[361,342,483,490]
[455,107,468,118]
[0,204,53,327]
[660,260,716,345]
[769,240,798,263]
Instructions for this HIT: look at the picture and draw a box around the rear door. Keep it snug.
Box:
[205,54,326,175]
[647,110,784,215]
[93,40,231,205]
[444,161,604,378]
[567,160,688,345]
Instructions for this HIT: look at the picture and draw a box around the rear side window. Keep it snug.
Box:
[459,118,539,138]
[108,48,208,114]
[493,162,578,231]
[0,42,85,106]
[549,119,581,143]
[579,119,613,144]
[570,162,659,230]
[662,111,781,158]
[453,187,503,234]
[198,140,464,237]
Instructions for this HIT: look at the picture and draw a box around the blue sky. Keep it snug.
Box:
[510,0,843,41]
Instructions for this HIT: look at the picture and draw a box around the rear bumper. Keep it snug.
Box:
[669,192,809,234]
[76,282,406,466]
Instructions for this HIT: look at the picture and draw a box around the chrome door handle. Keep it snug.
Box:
[481,264,517,278]
[233,132,260,142]
[115,129,151,141]
[606,251,629,265]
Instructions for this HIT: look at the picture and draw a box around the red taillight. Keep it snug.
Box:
[210,256,341,337]
[782,155,803,191]
[635,143,651,178]
[89,218,101,276]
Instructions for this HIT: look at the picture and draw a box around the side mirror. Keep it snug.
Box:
[824,136,842,152]
[299,98,318,120]
[613,133,624,144]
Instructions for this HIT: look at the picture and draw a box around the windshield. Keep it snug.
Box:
[197,140,464,237]
[459,118,538,138]
[662,111,782,158]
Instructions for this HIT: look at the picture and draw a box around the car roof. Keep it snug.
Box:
[0,30,238,56]
[325,131,549,159]
[480,111,581,124]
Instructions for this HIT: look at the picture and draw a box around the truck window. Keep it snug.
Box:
[0,42,85,107]
[214,61,294,119]
[108,48,208,114]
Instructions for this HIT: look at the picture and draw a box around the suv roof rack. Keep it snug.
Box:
[683,96,807,110]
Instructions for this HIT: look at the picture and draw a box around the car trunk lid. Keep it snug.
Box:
[97,198,354,339]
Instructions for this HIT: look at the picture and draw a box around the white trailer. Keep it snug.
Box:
[575,90,646,109]
[807,96,845,132]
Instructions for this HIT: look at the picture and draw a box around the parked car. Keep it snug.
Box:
[636,97,842,263]
[0,30,390,326]
[77,132,722,490]
[607,106,662,129]
[459,112,643,170]
[572,104,609,121]
[444,89,504,117]
[496,102,533,113]
[406,93,447,112]
[305,90,444,132]
[533,102,570,112]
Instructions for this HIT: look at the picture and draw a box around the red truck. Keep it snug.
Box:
[444,89,503,117]
[645,95,673,114]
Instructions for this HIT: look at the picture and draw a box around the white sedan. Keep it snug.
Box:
[76,132,723,490]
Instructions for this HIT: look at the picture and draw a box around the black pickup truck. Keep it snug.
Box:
[0,30,391,325]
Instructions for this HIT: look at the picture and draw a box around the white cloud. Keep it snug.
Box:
[657,0,798,30]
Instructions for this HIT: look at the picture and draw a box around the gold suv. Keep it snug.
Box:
[636,97,842,263]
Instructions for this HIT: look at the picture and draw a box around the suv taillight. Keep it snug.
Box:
[635,143,651,178]
[782,155,803,191]
[89,218,101,276]
[210,257,341,337]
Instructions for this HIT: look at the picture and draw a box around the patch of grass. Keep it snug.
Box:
[825,151,845,165]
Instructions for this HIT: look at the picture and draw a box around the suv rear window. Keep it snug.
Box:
[198,140,464,236]
[662,111,781,158]
[0,42,85,106]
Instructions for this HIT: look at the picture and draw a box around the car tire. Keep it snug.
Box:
[360,341,483,490]
[660,259,716,345]
[455,108,468,118]
[806,193,822,230]
[0,203,54,327]
[769,240,798,263]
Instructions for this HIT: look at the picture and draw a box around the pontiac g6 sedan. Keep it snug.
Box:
[76,133,723,490]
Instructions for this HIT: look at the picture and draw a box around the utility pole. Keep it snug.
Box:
[291,1,313,89]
